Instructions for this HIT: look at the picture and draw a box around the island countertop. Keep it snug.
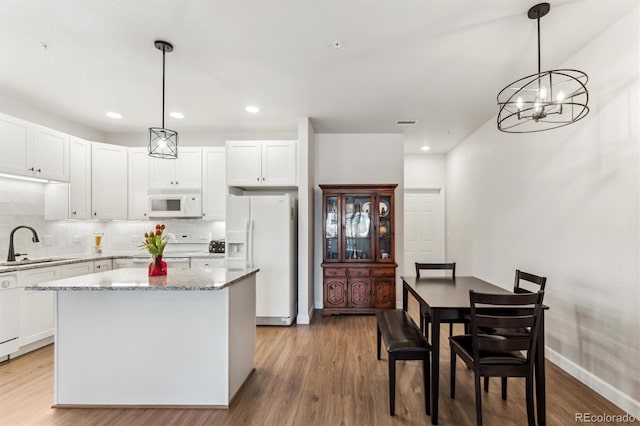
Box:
[25,267,259,291]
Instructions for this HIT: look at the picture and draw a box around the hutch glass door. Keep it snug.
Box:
[377,195,393,262]
[343,195,373,261]
[324,196,339,260]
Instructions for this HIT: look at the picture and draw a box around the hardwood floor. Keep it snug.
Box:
[0,300,632,425]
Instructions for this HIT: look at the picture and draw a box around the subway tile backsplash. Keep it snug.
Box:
[0,177,224,260]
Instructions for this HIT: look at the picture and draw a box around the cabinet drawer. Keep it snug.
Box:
[372,268,395,278]
[324,268,347,277]
[348,268,370,278]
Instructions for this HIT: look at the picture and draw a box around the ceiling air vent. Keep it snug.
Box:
[396,120,417,126]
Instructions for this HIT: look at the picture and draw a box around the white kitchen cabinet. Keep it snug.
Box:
[94,259,112,272]
[202,147,226,220]
[17,267,59,347]
[0,113,32,176]
[59,261,94,278]
[68,137,92,219]
[43,137,92,220]
[33,125,70,182]
[190,258,225,269]
[0,114,69,182]
[226,140,297,187]
[128,148,150,220]
[149,147,202,187]
[92,142,128,220]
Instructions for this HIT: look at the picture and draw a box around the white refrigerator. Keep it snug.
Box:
[226,195,297,326]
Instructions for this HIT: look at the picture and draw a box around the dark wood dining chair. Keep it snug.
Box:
[449,290,545,426]
[483,269,547,396]
[415,262,467,338]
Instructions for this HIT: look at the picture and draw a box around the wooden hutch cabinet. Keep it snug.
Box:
[321,184,397,315]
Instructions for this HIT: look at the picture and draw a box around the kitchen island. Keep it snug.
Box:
[27,267,259,408]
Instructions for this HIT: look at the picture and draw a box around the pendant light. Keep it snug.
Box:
[148,40,178,159]
[497,3,589,133]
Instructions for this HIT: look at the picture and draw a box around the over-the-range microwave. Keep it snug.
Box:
[147,187,202,218]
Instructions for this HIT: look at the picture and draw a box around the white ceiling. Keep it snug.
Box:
[0,1,636,154]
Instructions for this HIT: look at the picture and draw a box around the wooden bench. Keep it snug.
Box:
[376,309,431,416]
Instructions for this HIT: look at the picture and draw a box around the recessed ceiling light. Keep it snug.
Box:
[332,41,343,49]
[169,112,184,119]
[106,112,122,119]
[421,145,431,152]
[396,120,417,126]
[245,105,260,114]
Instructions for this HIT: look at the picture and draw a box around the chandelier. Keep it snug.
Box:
[148,40,179,159]
[497,3,589,133]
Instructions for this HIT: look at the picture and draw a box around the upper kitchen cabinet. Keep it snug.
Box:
[68,137,92,219]
[44,137,92,220]
[226,140,297,188]
[91,142,127,220]
[0,113,69,181]
[128,148,150,220]
[149,147,202,187]
[202,147,226,220]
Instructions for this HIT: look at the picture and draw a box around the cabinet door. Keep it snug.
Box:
[343,195,374,262]
[68,137,92,219]
[0,113,32,177]
[324,279,348,308]
[18,267,58,346]
[261,141,297,186]
[323,195,340,261]
[128,148,150,220]
[191,258,225,269]
[348,278,373,308]
[92,142,128,220]
[176,147,202,187]
[33,125,69,181]
[202,147,226,220]
[149,156,177,186]
[226,141,261,186]
[374,278,395,309]
[376,194,395,263]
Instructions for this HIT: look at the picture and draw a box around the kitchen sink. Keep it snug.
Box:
[0,257,75,267]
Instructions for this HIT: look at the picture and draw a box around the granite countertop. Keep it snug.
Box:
[25,267,259,291]
[0,252,225,273]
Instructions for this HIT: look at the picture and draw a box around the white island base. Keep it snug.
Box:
[49,270,257,407]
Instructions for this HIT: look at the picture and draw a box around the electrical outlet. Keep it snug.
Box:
[72,235,82,244]
[131,235,139,243]
[43,235,54,246]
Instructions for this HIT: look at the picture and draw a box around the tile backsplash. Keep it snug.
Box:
[0,177,224,260]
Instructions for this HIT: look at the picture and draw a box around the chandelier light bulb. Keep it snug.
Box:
[539,86,547,100]
[556,91,565,102]
[516,97,524,110]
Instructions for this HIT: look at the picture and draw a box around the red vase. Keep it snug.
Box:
[148,255,168,276]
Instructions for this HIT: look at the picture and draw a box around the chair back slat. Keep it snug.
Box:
[469,290,544,365]
[514,269,547,294]
[475,314,535,330]
[415,262,456,278]
[477,336,531,352]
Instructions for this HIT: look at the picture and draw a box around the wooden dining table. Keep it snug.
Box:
[401,276,547,425]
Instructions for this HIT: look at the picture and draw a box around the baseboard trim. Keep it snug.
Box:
[546,346,640,418]
[296,306,314,325]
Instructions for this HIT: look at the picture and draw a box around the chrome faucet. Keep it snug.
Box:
[7,226,40,262]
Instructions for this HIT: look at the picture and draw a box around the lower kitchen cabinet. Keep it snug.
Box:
[94,259,112,272]
[17,267,59,347]
[190,258,225,270]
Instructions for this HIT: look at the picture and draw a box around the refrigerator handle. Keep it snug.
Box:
[248,219,254,269]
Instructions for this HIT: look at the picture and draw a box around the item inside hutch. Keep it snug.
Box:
[320,184,397,315]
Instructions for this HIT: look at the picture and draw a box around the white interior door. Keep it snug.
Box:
[403,189,445,274]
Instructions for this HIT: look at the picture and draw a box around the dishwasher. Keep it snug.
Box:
[0,273,19,358]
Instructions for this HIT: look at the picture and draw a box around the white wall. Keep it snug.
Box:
[314,133,404,308]
[446,8,639,416]
[404,154,446,189]
[0,89,104,142]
